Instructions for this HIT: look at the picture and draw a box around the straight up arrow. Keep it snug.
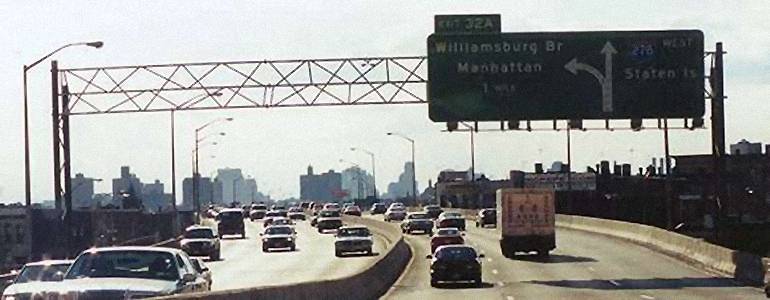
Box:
[564,41,617,113]
[600,42,617,113]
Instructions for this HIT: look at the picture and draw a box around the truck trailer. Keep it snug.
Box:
[497,188,556,258]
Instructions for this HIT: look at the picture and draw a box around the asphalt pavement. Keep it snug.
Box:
[196,217,387,291]
[371,214,765,300]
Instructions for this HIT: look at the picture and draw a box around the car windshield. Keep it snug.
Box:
[443,213,462,218]
[289,208,302,212]
[265,227,293,235]
[66,251,179,281]
[184,228,214,239]
[320,210,340,217]
[14,263,71,283]
[338,228,370,237]
[482,210,496,215]
[253,205,267,210]
[435,247,477,261]
[266,211,281,217]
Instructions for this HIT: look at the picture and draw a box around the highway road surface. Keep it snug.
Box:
[372,214,765,300]
[196,217,387,291]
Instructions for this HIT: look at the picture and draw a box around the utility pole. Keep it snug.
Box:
[710,42,726,240]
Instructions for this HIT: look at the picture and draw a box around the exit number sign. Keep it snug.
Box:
[434,14,501,34]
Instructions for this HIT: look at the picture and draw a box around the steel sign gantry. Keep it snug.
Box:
[50,56,427,218]
[58,56,427,115]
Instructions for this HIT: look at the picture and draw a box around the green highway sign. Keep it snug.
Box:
[427,30,705,122]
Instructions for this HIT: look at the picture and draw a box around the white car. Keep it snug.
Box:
[1,259,73,300]
[53,246,209,298]
[384,207,407,222]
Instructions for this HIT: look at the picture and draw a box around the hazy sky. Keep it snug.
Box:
[1,1,768,203]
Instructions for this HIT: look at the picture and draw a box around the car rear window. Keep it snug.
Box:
[184,228,214,239]
[219,211,242,219]
[437,229,460,236]
[338,227,370,237]
[435,247,477,261]
[320,210,341,217]
[409,213,429,219]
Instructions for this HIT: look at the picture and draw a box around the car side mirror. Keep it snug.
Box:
[461,232,466,236]
[259,233,263,236]
[201,267,209,272]
[182,273,197,283]
[478,254,485,258]
[425,254,432,259]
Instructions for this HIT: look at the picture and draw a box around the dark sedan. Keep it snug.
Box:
[475,208,497,228]
[427,245,484,287]
[423,205,443,219]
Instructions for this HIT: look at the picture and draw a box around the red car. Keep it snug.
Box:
[430,227,465,253]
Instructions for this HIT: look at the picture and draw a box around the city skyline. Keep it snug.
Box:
[1,1,768,203]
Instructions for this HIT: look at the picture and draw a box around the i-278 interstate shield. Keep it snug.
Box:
[427,30,704,122]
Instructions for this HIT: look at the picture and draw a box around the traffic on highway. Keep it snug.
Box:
[4,2,769,300]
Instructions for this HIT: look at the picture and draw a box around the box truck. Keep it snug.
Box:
[497,188,556,257]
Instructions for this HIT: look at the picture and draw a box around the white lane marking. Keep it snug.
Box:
[486,258,493,263]
[497,281,505,287]
[608,280,621,287]
[640,295,655,300]
[506,296,515,300]
[588,267,595,272]
[492,269,499,275]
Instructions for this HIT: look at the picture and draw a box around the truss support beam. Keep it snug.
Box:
[58,56,428,115]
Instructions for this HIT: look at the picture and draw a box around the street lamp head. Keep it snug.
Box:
[219,132,226,136]
[350,147,356,151]
[225,117,234,121]
[86,41,104,48]
[386,132,393,136]
[212,142,218,145]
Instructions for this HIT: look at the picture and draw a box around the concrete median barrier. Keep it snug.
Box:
[556,214,770,286]
[155,215,411,300]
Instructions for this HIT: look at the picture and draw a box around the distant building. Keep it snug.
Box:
[182,177,213,210]
[300,165,342,202]
[71,173,96,210]
[142,180,169,212]
[112,166,143,204]
[214,168,257,205]
[341,166,374,200]
[730,139,763,155]
[384,162,418,200]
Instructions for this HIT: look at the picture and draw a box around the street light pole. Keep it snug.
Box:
[192,117,232,221]
[24,41,103,207]
[387,133,417,204]
[351,147,376,199]
[459,122,476,181]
